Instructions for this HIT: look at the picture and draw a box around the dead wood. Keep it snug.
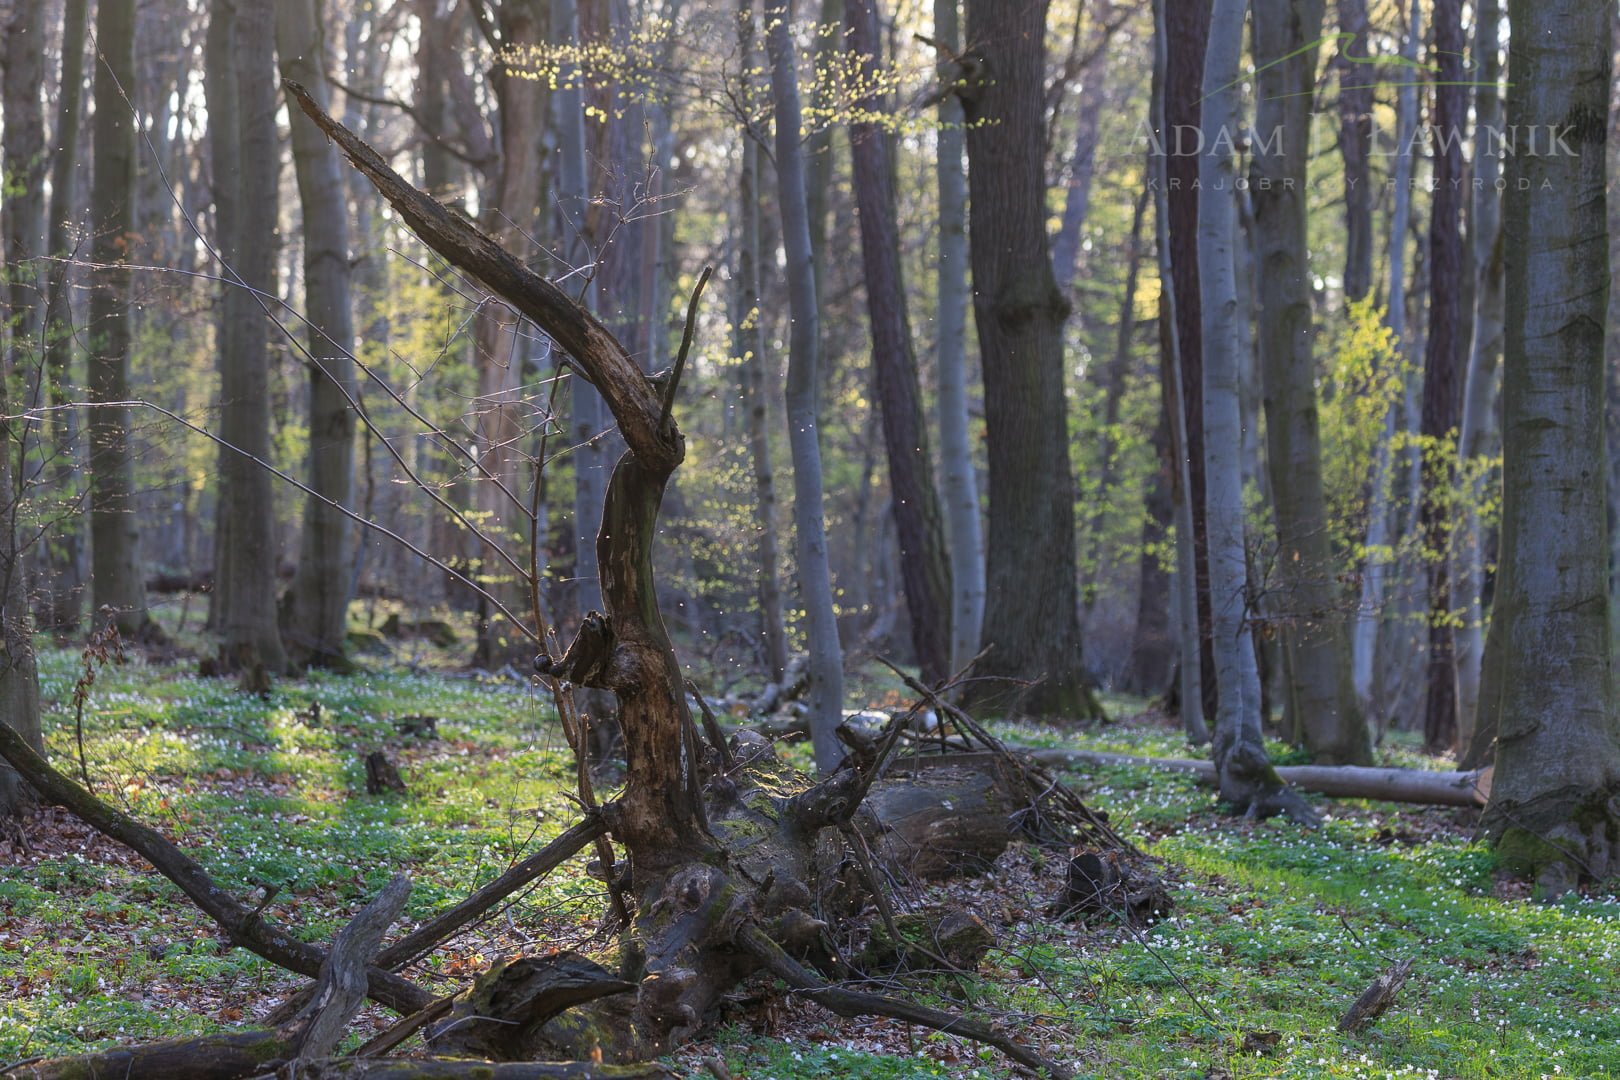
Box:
[1031,748,1491,808]
[291,876,413,1059]
[1338,957,1415,1033]
[364,752,409,795]
[1,1032,294,1080]
[0,721,432,1015]
[260,1063,673,1080]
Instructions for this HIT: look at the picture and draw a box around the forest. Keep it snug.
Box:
[2,0,1620,1076]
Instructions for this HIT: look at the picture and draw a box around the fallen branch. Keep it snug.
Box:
[292,876,413,1060]
[737,925,1073,1080]
[0,722,432,1014]
[1029,747,1491,808]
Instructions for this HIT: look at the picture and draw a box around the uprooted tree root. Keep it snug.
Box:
[0,83,1164,1080]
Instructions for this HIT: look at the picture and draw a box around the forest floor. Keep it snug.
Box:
[3,608,1619,1078]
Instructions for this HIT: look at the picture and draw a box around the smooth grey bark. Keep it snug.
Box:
[765,0,844,771]
[38,0,91,633]
[216,0,289,673]
[1335,0,1373,302]
[845,0,953,686]
[1249,0,1370,765]
[1482,0,1620,896]
[957,0,1099,720]
[277,0,359,672]
[1453,0,1504,758]
[0,0,45,815]
[932,0,984,674]
[1198,0,1306,819]
[1354,0,1421,711]
[87,0,151,640]
[1150,0,1207,743]
[204,0,241,636]
[735,0,789,682]
[555,0,607,622]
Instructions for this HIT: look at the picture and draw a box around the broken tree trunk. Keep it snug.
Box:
[1030,747,1491,808]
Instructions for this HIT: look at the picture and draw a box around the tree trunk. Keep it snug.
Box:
[1453,0,1504,760]
[845,0,953,687]
[556,0,608,628]
[1150,0,1207,742]
[1250,0,1370,765]
[277,0,359,672]
[471,0,545,664]
[1335,0,1373,303]
[1049,6,1110,297]
[1199,0,1308,820]
[1419,0,1466,754]
[957,0,1099,720]
[932,0,984,674]
[87,0,152,641]
[37,0,90,634]
[1481,0,1620,897]
[735,3,789,683]
[0,0,46,818]
[765,0,845,771]
[216,0,289,674]
[1164,0,1218,727]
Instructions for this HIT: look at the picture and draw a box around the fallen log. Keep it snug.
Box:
[1029,748,1491,808]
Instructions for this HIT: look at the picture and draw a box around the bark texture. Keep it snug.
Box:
[1481,0,1620,897]
[278,0,359,672]
[1335,0,1373,302]
[845,0,953,686]
[1419,0,1466,753]
[958,0,1098,719]
[216,0,289,674]
[1250,0,1370,765]
[87,0,151,639]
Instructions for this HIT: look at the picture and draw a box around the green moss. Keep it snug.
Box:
[1496,826,1575,878]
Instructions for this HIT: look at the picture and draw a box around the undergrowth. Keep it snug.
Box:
[3,644,1616,1079]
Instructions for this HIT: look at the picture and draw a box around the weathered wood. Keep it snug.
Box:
[292,875,412,1059]
[428,953,634,1059]
[261,1062,673,1080]
[865,764,1014,880]
[1,1032,291,1080]
[1031,748,1491,808]
[1338,957,1414,1033]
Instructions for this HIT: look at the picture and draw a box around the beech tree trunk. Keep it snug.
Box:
[38,0,91,634]
[1335,0,1373,303]
[1419,0,1466,753]
[471,0,545,664]
[932,0,984,674]
[1354,0,1421,716]
[1199,0,1307,819]
[1453,0,1504,759]
[1150,0,1207,742]
[1481,0,1620,897]
[1250,0,1370,765]
[278,0,358,672]
[215,0,289,674]
[87,0,151,641]
[1164,0,1218,727]
[845,0,953,686]
[958,0,1099,720]
[0,0,45,818]
[734,0,789,682]
[765,0,845,771]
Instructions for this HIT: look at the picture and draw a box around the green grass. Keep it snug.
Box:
[5,650,1618,1079]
